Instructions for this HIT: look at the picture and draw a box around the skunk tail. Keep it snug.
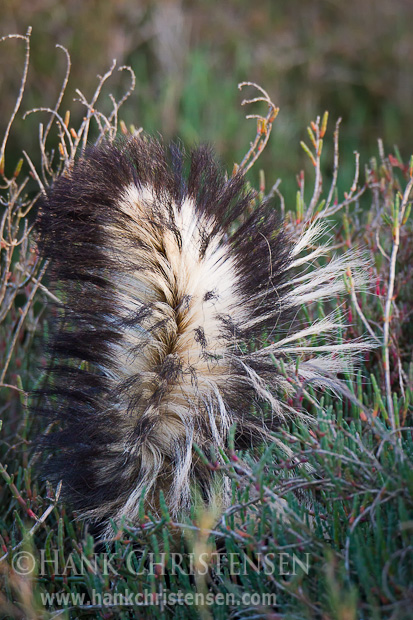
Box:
[37,137,368,535]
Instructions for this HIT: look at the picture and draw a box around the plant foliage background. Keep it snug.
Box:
[0,2,412,619]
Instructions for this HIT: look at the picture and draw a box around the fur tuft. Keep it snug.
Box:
[36,136,369,536]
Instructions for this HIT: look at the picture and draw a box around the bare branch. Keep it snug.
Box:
[237,82,279,175]
[0,28,32,183]
[382,175,413,430]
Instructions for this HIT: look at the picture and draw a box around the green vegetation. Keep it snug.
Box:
[1,12,413,620]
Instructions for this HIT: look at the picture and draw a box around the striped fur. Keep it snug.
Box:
[36,137,369,536]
